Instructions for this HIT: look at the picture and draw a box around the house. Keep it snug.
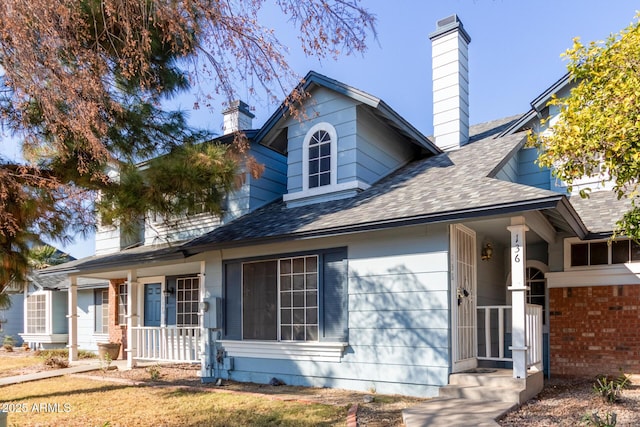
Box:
[40,15,637,399]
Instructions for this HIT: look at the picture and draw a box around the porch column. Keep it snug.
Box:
[507,217,529,379]
[67,276,78,363]
[126,270,139,369]
[198,261,208,379]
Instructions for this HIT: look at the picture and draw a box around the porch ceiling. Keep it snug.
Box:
[67,260,202,281]
[466,217,543,247]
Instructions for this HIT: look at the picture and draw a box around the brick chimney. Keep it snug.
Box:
[222,100,255,135]
[429,15,471,151]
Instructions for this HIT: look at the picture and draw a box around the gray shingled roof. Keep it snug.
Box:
[41,242,185,275]
[44,116,598,275]
[569,190,632,235]
[182,117,574,253]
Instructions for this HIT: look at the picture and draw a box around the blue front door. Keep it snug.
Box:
[144,283,162,326]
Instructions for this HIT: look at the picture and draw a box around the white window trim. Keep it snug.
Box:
[24,291,50,335]
[19,333,69,344]
[547,264,640,288]
[302,122,338,191]
[219,340,347,363]
[284,180,371,203]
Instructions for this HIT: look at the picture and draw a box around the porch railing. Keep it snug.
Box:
[131,326,201,363]
[477,304,543,370]
[526,304,543,370]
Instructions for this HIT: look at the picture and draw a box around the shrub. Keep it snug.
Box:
[3,335,15,351]
[582,411,617,427]
[593,372,630,403]
[44,356,69,369]
[146,365,162,381]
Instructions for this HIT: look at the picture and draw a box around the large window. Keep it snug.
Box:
[118,284,128,326]
[571,238,640,267]
[242,256,319,342]
[26,293,46,334]
[95,289,109,334]
[177,277,200,326]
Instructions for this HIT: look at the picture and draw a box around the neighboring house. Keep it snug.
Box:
[14,273,111,351]
[0,281,25,346]
[41,15,637,399]
[1,247,74,349]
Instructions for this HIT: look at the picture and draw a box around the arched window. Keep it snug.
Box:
[302,123,337,191]
[308,130,332,188]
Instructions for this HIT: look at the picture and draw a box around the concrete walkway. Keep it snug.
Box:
[0,359,128,387]
[402,397,516,427]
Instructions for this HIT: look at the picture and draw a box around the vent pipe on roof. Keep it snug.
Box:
[222,100,255,135]
[429,15,471,151]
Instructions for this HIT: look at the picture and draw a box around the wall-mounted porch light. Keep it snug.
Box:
[163,286,175,296]
[481,242,493,261]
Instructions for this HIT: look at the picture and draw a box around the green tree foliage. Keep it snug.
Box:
[0,0,376,293]
[534,15,640,238]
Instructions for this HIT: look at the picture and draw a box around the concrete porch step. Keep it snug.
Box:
[441,369,544,404]
[449,368,525,388]
[438,384,526,404]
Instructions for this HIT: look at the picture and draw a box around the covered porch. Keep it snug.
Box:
[450,211,568,391]
[64,251,212,371]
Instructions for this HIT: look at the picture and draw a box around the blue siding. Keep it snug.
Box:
[495,152,518,182]
[0,294,24,346]
[248,143,287,210]
[517,147,551,190]
[227,356,446,396]
[355,105,416,184]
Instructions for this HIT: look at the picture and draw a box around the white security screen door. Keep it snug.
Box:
[451,224,478,372]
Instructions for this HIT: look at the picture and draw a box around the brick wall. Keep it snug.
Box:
[549,285,640,377]
[108,279,127,360]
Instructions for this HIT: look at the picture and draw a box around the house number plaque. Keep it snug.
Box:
[514,234,521,263]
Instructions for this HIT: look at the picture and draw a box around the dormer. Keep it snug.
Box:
[256,72,440,207]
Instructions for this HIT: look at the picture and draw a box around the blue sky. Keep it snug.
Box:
[3,1,638,258]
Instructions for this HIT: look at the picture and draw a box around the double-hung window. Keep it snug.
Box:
[95,289,109,334]
[242,256,319,341]
[26,293,46,334]
[176,277,200,326]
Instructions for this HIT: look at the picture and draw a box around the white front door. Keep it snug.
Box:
[451,224,478,372]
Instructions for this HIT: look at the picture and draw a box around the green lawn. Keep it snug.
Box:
[1,377,348,426]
